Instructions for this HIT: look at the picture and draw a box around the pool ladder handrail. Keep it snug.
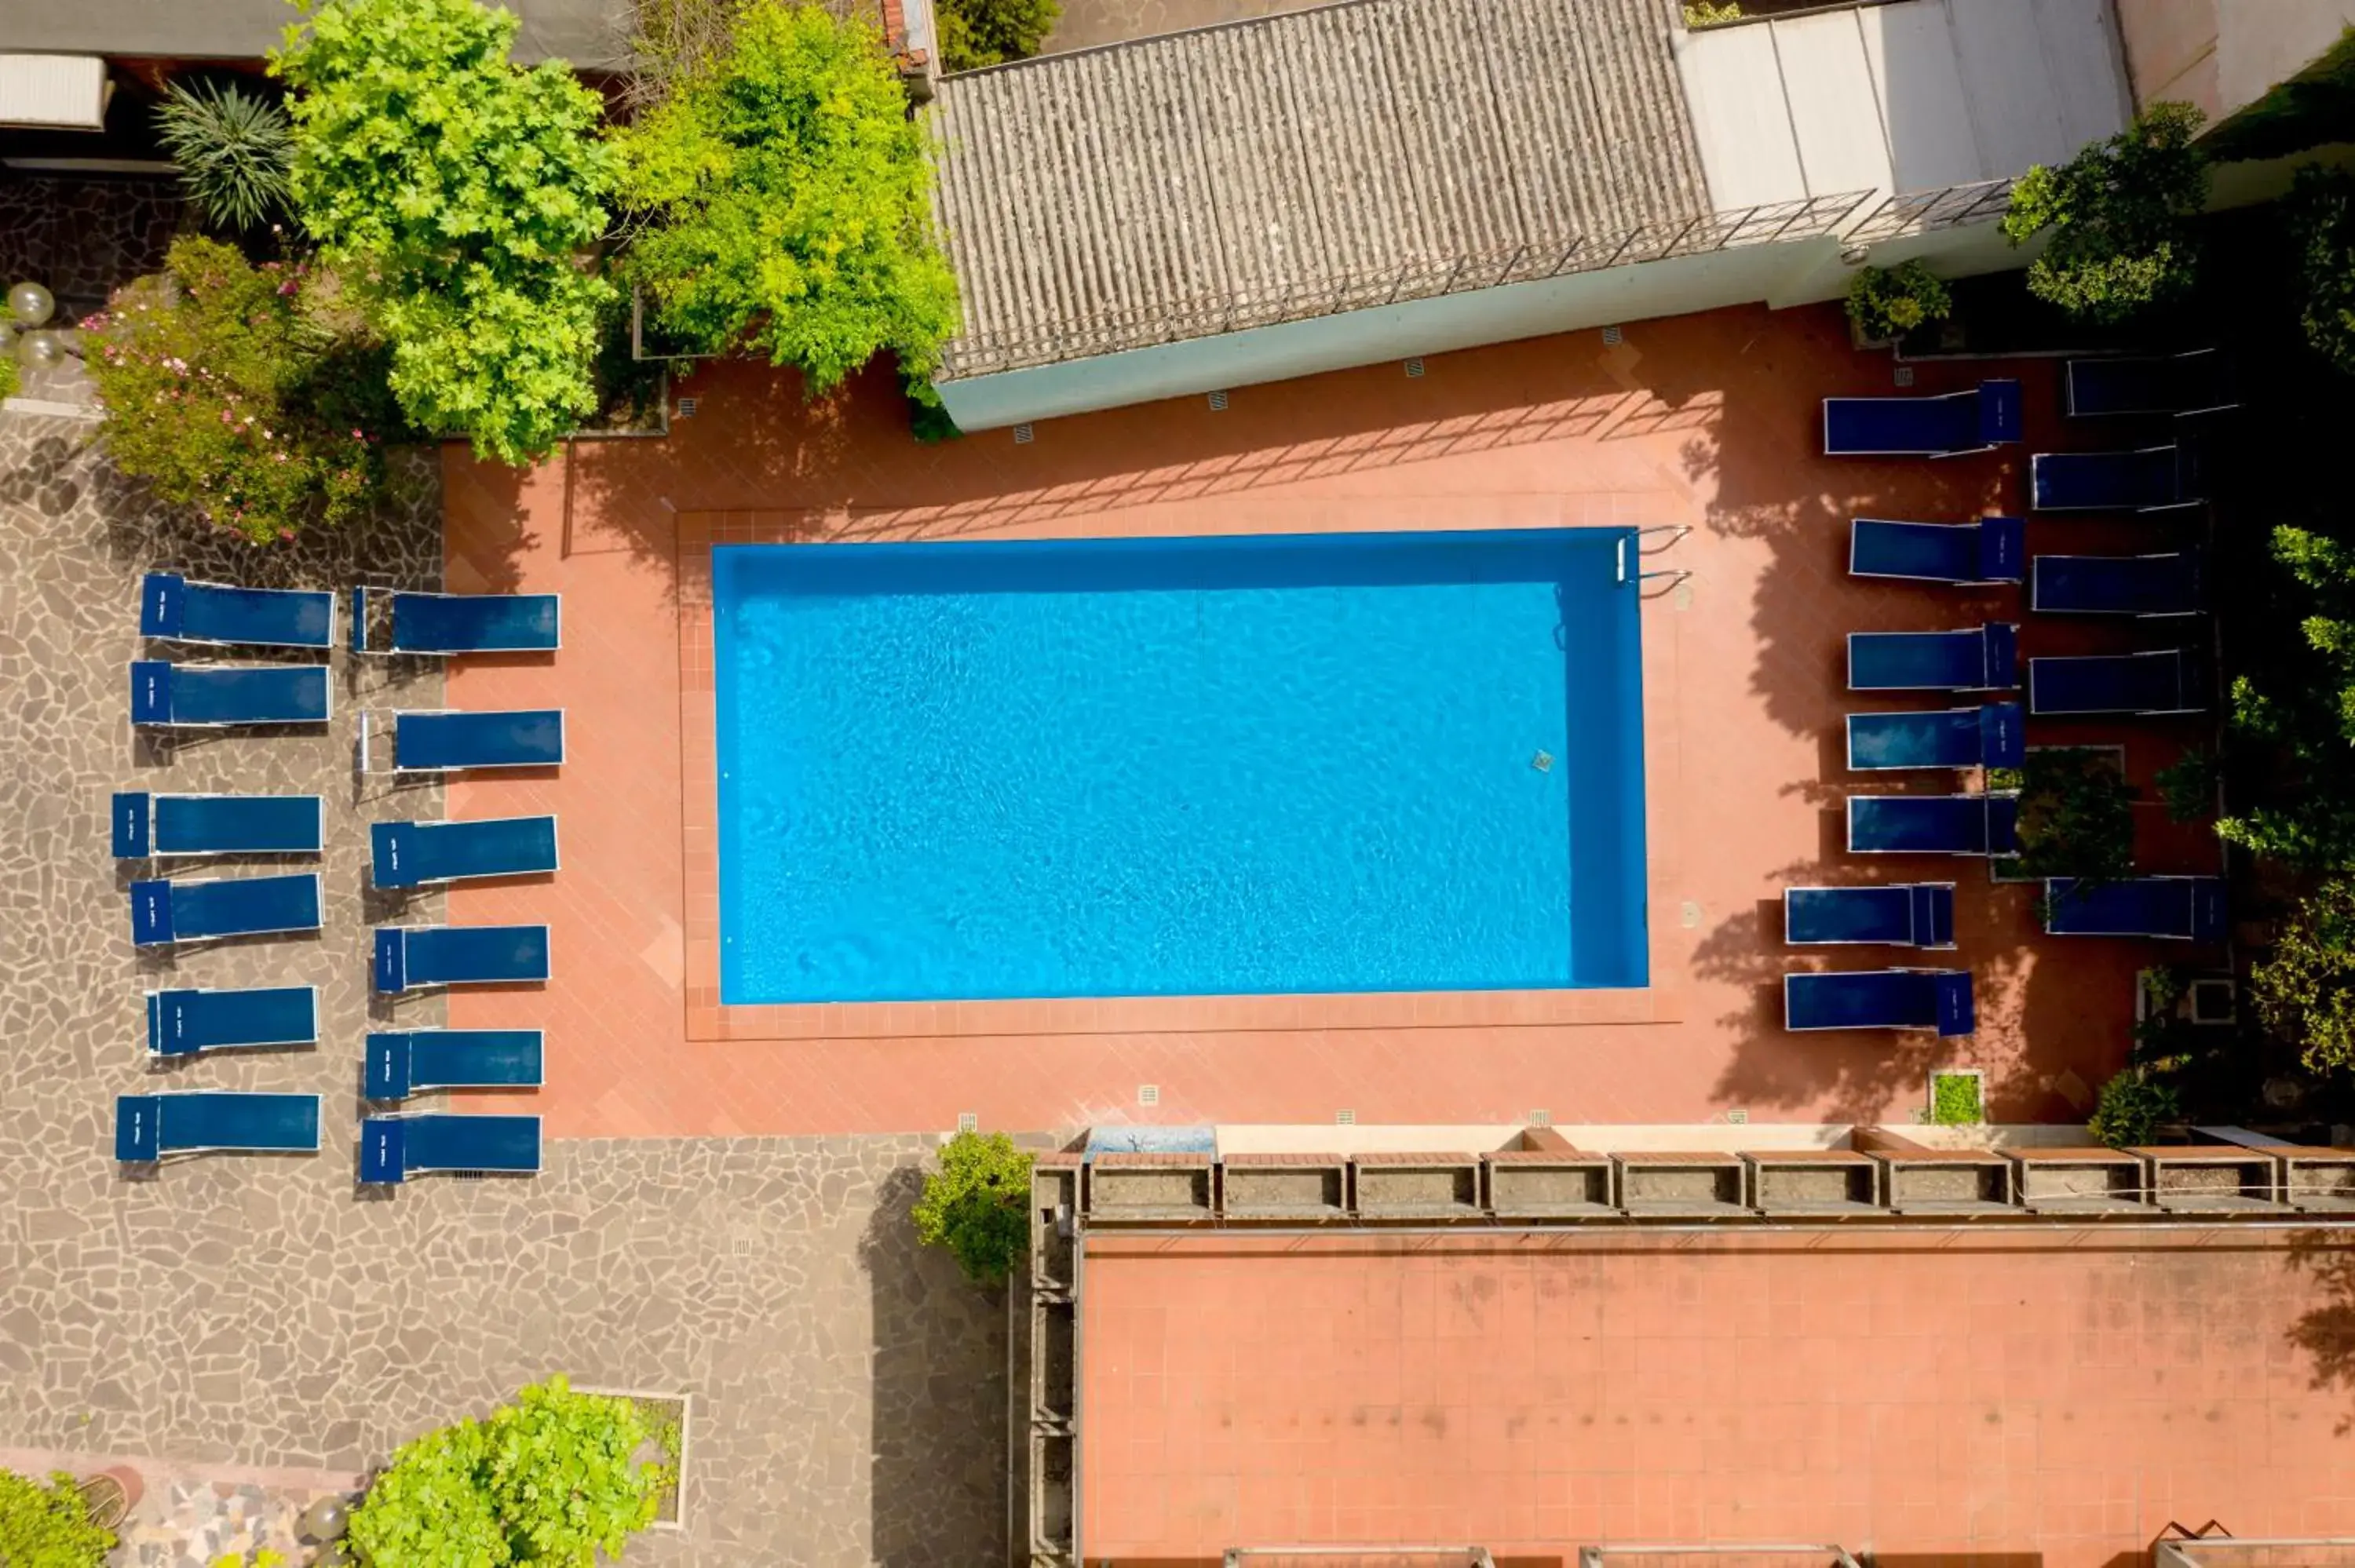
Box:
[1616,526,1692,593]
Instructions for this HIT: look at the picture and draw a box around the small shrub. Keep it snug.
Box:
[2252,877,2355,1074]
[0,354,17,402]
[0,1466,117,1568]
[2086,1068,2181,1148]
[86,236,402,543]
[1845,261,1952,341]
[346,1375,663,1568]
[940,0,1061,71]
[1683,0,1743,24]
[156,80,294,232]
[1928,1070,1983,1125]
[2154,746,2220,822]
[614,1,961,393]
[2002,100,2208,323]
[1989,748,2136,887]
[2289,164,2355,375]
[911,1129,1035,1286]
[211,1551,290,1568]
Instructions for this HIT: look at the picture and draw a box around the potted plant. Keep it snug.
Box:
[0,1466,119,1566]
[1846,260,1954,348]
[1988,746,2135,891]
[1926,1067,1986,1126]
[75,1464,141,1531]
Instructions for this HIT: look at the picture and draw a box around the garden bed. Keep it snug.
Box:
[576,1387,690,1529]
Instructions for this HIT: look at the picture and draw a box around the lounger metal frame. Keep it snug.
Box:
[112,791,326,859]
[2064,348,2236,418]
[1845,625,2018,693]
[2028,550,2203,618]
[351,586,564,655]
[1783,968,1975,1033]
[115,1091,323,1162]
[1846,793,2021,856]
[2040,876,2226,940]
[1821,380,2021,458]
[140,573,337,651]
[145,986,320,1056]
[370,816,561,889]
[131,661,333,727]
[1849,517,2024,585]
[374,924,553,993]
[2026,649,2206,717]
[358,709,568,775]
[130,871,324,947]
[2029,444,2204,514]
[1783,884,1958,950]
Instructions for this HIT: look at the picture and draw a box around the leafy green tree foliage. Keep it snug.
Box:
[2086,1068,2182,1148]
[2293,165,2355,374]
[0,1467,116,1568]
[615,2,960,392]
[2253,877,2355,1073]
[1843,260,1951,342]
[912,1129,1034,1286]
[276,0,615,466]
[86,236,400,543]
[2002,101,2207,322]
[2218,524,2355,866]
[156,80,294,232]
[347,1377,664,1568]
[939,0,1061,71]
[1989,747,2135,886]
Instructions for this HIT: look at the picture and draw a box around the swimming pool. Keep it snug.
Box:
[713,529,1647,1004]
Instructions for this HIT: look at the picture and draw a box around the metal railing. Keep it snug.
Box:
[938,189,1873,378]
[1846,174,2018,246]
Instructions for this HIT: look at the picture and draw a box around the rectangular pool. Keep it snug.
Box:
[713,529,1647,1003]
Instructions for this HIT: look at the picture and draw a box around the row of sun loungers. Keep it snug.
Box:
[115,1093,541,1181]
[1794,353,2229,1036]
[145,989,549,1098]
[141,574,560,654]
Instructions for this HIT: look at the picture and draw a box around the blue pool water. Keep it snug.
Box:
[714,530,1647,1003]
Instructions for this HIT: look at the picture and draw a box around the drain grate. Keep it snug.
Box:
[956,1111,978,1133]
[1528,1108,1553,1127]
[1335,1108,1356,1126]
[1893,365,1915,388]
[1207,389,1229,411]
[1013,422,1035,444]
[674,396,699,418]
[1137,1085,1159,1107]
[1404,357,1426,378]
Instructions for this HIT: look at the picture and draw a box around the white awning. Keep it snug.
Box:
[0,53,110,131]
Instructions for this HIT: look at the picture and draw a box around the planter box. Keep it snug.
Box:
[2138,1147,2284,1213]
[1745,1150,1882,1216]
[1869,1148,2015,1216]
[2008,1149,2148,1215]
[575,1386,692,1530]
[1926,1067,1986,1127]
[1353,1153,1481,1220]
[1219,1154,1347,1220]
[1484,1150,1616,1219]
[1613,1152,1748,1218]
[1085,1154,1213,1221]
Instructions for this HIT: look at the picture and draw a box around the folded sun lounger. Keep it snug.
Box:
[130,661,330,727]
[1784,968,1975,1035]
[146,986,319,1057]
[352,587,561,655]
[360,1114,542,1183]
[1847,794,2021,856]
[374,924,551,993]
[130,871,322,947]
[2028,647,2206,716]
[360,709,565,773]
[2030,549,2203,617]
[140,572,334,650]
[366,1029,546,1100]
[115,1091,321,1162]
[1784,884,1956,949]
[1846,702,2024,771]
[111,791,323,858]
[1823,379,2022,457]
[2065,349,2235,418]
[370,816,559,890]
[2031,443,2206,512]
[1847,624,2017,692]
[1850,516,2025,585]
[2043,876,2227,941]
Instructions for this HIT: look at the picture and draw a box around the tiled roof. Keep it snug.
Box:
[929,0,1711,377]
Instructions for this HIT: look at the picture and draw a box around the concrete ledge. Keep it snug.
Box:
[1353,1151,1482,1220]
[1871,1148,2016,1215]
[2284,1150,2355,1213]
[2010,1148,2149,1216]
[1219,1154,1349,1220]
[1614,1151,1749,1218]
[1086,1154,1214,1220]
[2138,1147,2287,1213]
[1747,1149,1882,1216]
[1484,1150,1616,1218]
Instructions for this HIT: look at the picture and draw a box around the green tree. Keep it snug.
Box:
[2288,164,2355,374]
[156,79,294,232]
[2218,524,2355,866]
[2254,877,2355,1072]
[2002,100,2208,322]
[347,1377,663,1568]
[911,1129,1034,1286]
[86,236,401,543]
[275,0,616,467]
[939,0,1061,71]
[0,1467,117,1568]
[2086,1068,2182,1148]
[1843,260,1952,342]
[1989,747,2136,886]
[615,1,960,392]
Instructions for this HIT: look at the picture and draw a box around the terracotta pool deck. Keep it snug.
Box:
[1077,1226,2355,1566]
[442,302,2220,1138]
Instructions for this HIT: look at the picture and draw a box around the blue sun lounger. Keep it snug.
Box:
[1847,793,2021,856]
[366,1029,546,1099]
[2031,443,2206,512]
[1846,702,2024,771]
[146,986,318,1057]
[374,924,551,993]
[2030,549,2203,616]
[140,573,334,650]
[1848,624,2017,692]
[1850,516,2025,584]
[111,792,323,858]
[131,661,330,727]
[2043,876,2227,941]
[360,1114,542,1183]
[115,1091,321,1163]
[1784,968,1975,1035]
[353,587,561,655]
[1823,379,2021,457]
[131,871,322,947]
[370,816,559,890]
[2028,647,2206,716]
[2065,350,2235,418]
[1784,884,1956,948]
[360,709,565,773]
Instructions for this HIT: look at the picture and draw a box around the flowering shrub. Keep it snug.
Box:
[85,236,403,543]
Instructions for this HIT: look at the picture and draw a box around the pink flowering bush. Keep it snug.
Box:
[86,236,407,543]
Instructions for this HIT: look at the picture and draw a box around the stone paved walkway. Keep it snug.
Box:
[0,414,1008,1563]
